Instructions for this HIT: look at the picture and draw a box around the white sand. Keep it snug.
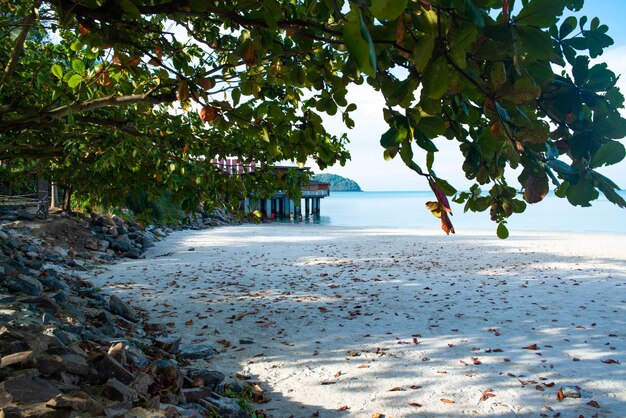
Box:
[90,225,626,417]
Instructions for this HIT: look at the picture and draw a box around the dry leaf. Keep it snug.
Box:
[601,359,620,364]
[408,402,422,407]
[556,390,565,401]
[522,344,539,350]
[372,414,385,418]
[338,405,350,411]
[184,319,193,325]
[334,371,343,378]
[480,388,496,402]
[357,364,370,369]
[388,387,404,392]
[587,400,600,408]
[440,398,455,404]
[535,385,545,391]
[320,381,336,385]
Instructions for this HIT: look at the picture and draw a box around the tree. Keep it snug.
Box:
[1,0,624,234]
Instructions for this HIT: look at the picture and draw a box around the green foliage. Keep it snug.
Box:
[0,0,624,234]
[124,190,184,225]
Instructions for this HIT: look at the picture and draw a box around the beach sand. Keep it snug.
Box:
[90,225,626,417]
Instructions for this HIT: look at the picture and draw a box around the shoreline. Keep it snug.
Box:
[92,224,626,417]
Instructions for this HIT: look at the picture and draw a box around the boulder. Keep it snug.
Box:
[154,336,181,354]
[92,353,134,384]
[103,378,135,403]
[109,295,138,322]
[187,369,225,390]
[111,235,131,252]
[2,274,42,296]
[177,343,214,360]
[0,350,34,369]
[0,375,61,405]
[45,392,103,415]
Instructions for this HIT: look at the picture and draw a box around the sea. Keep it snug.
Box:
[307,191,626,234]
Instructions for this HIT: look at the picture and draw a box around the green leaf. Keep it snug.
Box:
[514,25,553,60]
[464,0,485,27]
[590,140,626,168]
[380,125,407,148]
[426,151,434,172]
[422,56,449,100]
[343,9,377,77]
[67,74,84,88]
[566,174,599,207]
[71,59,85,75]
[559,16,577,39]
[497,222,509,239]
[370,0,408,21]
[118,0,141,18]
[51,64,63,80]
[514,0,565,28]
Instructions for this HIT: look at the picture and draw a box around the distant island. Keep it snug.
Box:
[312,173,362,192]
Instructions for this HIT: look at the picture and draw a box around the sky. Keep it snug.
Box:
[312,1,626,192]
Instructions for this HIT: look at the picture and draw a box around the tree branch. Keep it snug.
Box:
[0,91,177,132]
[1,1,41,86]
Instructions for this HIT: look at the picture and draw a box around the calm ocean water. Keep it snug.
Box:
[311,191,626,234]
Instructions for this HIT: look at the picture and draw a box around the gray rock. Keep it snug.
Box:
[181,386,212,403]
[178,343,215,360]
[111,234,131,252]
[0,375,61,405]
[144,322,167,334]
[104,378,135,403]
[43,328,80,347]
[3,274,43,296]
[34,354,65,376]
[46,391,103,415]
[109,294,138,322]
[60,354,89,376]
[199,394,248,418]
[154,336,182,353]
[124,248,143,259]
[92,353,134,384]
[126,344,149,369]
[187,369,225,390]
[560,385,581,398]
[129,372,154,397]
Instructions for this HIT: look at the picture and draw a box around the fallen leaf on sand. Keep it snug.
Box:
[522,344,539,350]
[409,385,422,390]
[440,398,455,404]
[388,387,404,392]
[601,359,620,364]
[216,339,231,347]
[334,371,343,378]
[408,402,422,407]
[357,364,369,369]
[556,390,565,401]
[372,413,385,418]
[338,405,349,411]
[587,400,600,408]
[535,385,545,391]
[185,319,193,325]
[321,381,336,385]
[480,388,495,402]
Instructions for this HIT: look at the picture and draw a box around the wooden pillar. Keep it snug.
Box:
[304,198,310,217]
[50,182,59,208]
[37,178,49,218]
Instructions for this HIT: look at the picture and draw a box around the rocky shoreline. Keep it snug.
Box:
[0,209,265,417]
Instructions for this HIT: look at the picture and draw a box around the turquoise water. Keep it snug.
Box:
[313,191,626,234]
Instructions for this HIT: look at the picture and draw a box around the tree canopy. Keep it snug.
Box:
[1,0,625,235]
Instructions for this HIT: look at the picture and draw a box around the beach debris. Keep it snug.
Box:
[338,405,350,411]
[408,402,422,407]
[601,358,620,364]
[479,388,496,401]
[557,386,581,400]
[522,344,539,350]
[388,386,404,391]
[440,398,455,404]
[587,400,600,408]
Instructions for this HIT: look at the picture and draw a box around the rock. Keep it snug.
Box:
[34,354,65,376]
[144,322,167,334]
[45,392,102,414]
[154,336,182,354]
[129,372,154,398]
[92,353,134,384]
[126,344,149,369]
[560,386,581,398]
[181,387,212,403]
[108,342,127,366]
[0,350,34,369]
[3,274,43,296]
[104,378,135,403]
[152,359,183,392]
[111,235,132,252]
[0,327,53,356]
[103,402,133,418]
[124,248,143,259]
[177,343,214,360]
[0,403,72,418]
[42,328,80,347]
[187,369,225,390]
[59,354,89,376]
[0,375,61,405]
[199,394,248,418]
[123,407,168,418]
[108,295,138,322]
